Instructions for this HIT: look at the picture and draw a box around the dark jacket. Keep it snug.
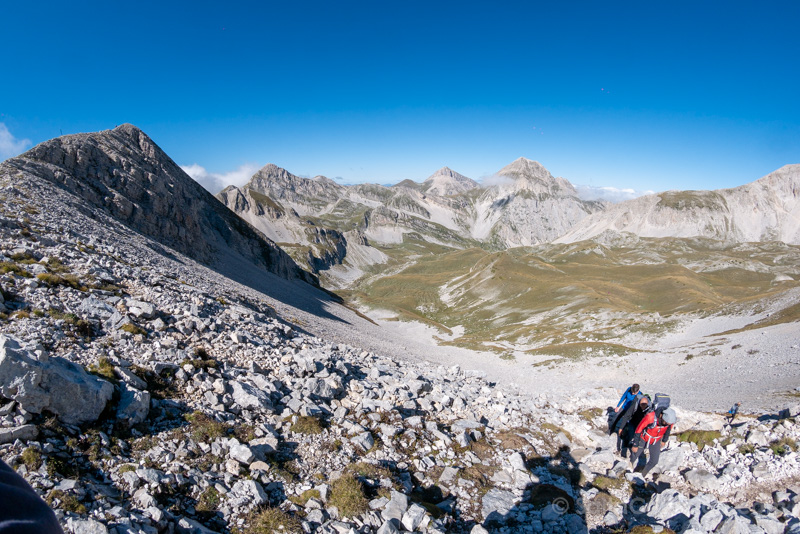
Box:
[0,458,64,534]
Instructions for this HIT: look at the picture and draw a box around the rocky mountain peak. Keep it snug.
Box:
[423,166,478,196]
[497,157,552,181]
[4,124,315,284]
[494,157,577,197]
[246,164,344,200]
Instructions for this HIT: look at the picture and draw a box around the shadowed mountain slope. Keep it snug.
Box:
[2,124,316,285]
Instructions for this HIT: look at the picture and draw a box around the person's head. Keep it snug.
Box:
[736,402,741,406]
[639,396,649,406]
[632,384,640,394]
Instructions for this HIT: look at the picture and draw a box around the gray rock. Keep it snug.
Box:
[0,424,38,444]
[114,365,147,390]
[683,468,720,492]
[699,508,724,531]
[376,521,400,534]
[564,514,585,532]
[65,518,109,534]
[78,295,115,319]
[603,511,619,525]
[716,514,755,534]
[381,490,408,522]
[229,442,256,464]
[230,380,273,411]
[227,479,267,510]
[508,451,527,472]
[351,431,375,452]
[653,446,685,474]
[481,488,517,521]
[177,517,220,534]
[751,461,770,478]
[116,383,150,427]
[584,450,615,471]
[401,503,427,531]
[746,429,769,447]
[0,335,113,425]
[645,489,691,522]
[438,466,459,486]
[454,430,471,448]
[127,299,156,319]
[133,488,157,508]
[754,514,785,534]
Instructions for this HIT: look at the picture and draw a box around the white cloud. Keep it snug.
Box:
[0,123,32,160]
[575,184,654,203]
[180,163,260,193]
[478,173,515,188]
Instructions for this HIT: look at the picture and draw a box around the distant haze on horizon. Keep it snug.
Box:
[1,1,797,201]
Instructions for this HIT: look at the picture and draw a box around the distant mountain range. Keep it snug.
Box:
[216,152,800,287]
[3,124,798,354]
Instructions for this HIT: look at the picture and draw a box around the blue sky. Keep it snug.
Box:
[1,1,798,199]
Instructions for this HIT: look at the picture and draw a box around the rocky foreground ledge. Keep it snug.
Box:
[1,180,800,534]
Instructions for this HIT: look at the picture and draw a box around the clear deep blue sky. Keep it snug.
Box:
[2,1,798,197]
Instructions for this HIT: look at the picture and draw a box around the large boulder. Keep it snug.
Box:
[0,335,113,425]
[645,489,691,524]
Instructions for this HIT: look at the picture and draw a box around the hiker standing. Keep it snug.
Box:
[616,395,650,455]
[615,383,640,413]
[727,402,741,424]
[630,407,677,478]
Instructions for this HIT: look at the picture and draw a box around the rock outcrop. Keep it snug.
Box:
[0,335,113,425]
[3,124,316,285]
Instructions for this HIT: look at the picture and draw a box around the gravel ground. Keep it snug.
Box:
[208,255,800,415]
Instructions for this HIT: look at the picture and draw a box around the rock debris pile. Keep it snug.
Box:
[1,147,800,534]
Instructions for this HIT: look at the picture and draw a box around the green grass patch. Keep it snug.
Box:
[329,473,369,518]
[592,475,628,491]
[237,507,302,534]
[47,308,92,336]
[290,415,325,435]
[196,487,221,513]
[20,447,42,471]
[46,490,86,514]
[120,323,147,336]
[288,488,321,507]
[185,411,227,442]
[36,272,86,290]
[0,261,32,277]
[677,430,721,451]
[578,407,603,423]
[541,422,573,443]
[770,437,798,456]
[88,357,116,381]
[739,443,756,455]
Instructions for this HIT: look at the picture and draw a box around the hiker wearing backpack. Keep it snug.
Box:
[615,383,640,413]
[727,402,741,424]
[616,395,650,456]
[630,407,677,478]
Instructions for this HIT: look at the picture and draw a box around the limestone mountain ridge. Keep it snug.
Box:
[2,124,316,286]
